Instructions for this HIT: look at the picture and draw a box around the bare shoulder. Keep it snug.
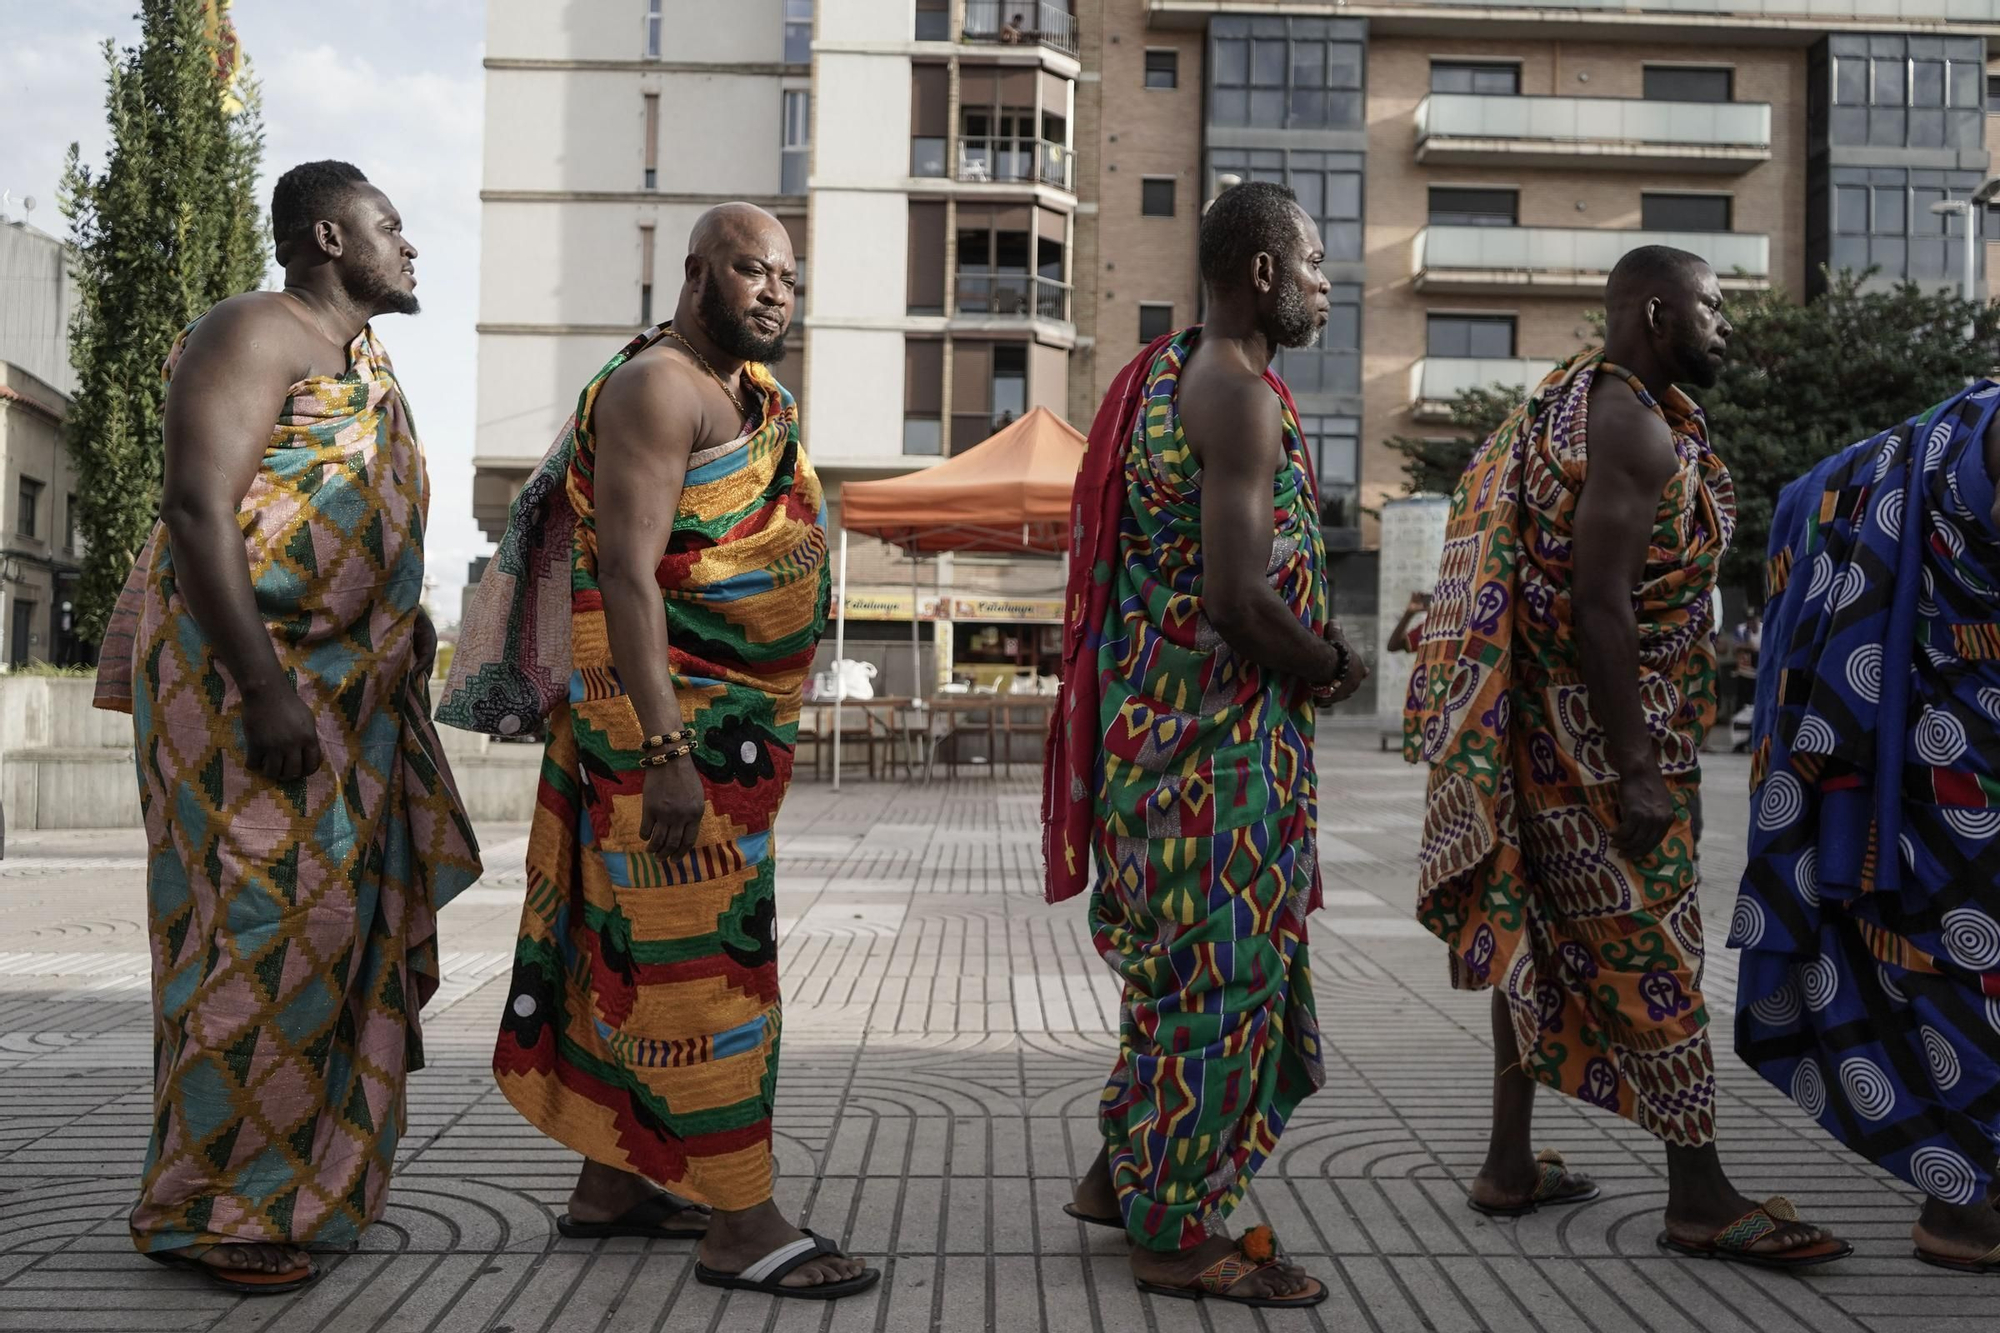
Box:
[1586,374,1677,488]
[1179,352,1282,466]
[593,344,701,448]
[177,292,315,375]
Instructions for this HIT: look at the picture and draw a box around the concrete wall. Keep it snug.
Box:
[486,0,787,64]
[806,327,907,463]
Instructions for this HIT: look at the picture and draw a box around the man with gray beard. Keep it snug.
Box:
[1046,181,1364,1308]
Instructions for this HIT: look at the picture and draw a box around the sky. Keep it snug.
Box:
[0,0,492,623]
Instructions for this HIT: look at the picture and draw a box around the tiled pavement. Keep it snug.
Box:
[0,733,1990,1332]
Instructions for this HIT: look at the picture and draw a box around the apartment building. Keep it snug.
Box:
[475,1,2000,691]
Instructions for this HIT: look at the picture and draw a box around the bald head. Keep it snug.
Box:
[680,202,797,363]
[1604,244,1730,389]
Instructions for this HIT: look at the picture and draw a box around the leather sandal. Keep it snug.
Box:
[1657,1196,1853,1270]
[1468,1147,1601,1218]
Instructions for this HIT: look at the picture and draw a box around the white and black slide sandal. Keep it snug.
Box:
[693,1229,881,1300]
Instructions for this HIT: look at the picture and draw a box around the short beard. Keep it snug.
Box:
[1271,275,1319,350]
[345,266,419,316]
[699,280,787,363]
[1673,337,1718,389]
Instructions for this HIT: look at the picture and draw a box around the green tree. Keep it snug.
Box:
[60,0,265,641]
[1388,271,2000,593]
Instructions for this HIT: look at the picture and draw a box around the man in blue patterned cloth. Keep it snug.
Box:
[1733,380,2000,1274]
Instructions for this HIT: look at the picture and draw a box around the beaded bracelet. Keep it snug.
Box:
[638,743,694,768]
[641,729,691,752]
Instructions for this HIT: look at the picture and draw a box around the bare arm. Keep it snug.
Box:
[160,300,322,779]
[590,357,705,856]
[1182,377,1359,696]
[1572,385,1679,857]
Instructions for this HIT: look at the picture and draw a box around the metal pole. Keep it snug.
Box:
[832,529,848,792]
[910,551,924,704]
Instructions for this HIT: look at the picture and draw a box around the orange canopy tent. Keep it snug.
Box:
[838,406,1085,554]
[824,407,1087,786]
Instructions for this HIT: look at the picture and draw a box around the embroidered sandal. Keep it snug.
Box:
[1657,1196,1853,1270]
[693,1229,881,1300]
[1914,1240,2000,1275]
[1134,1226,1328,1309]
[144,1246,318,1296]
[1467,1147,1602,1218]
[556,1192,710,1240]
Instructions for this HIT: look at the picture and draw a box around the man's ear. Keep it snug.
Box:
[313,218,343,260]
[1253,251,1275,293]
[1645,296,1662,333]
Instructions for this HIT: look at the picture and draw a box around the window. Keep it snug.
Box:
[915,0,949,41]
[1643,193,1732,232]
[1427,314,1515,359]
[781,90,810,196]
[1989,75,2000,114]
[1146,50,1179,90]
[9,599,34,668]
[1211,19,1362,130]
[1300,415,1360,530]
[784,0,812,64]
[1141,178,1177,217]
[1827,35,1985,151]
[1210,147,1364,265]
[1276,282,1361,396]
[1644,66,1733,103]
[991,344,1027,429]
[1138,303,1174,342]
[64,493,77,554]
[638,225,656,326]
[644,0,661,59]
[1428,187,1516,228]
[642,93,659,190]
[904,338,943,455]
[15,476,41,539]
[1430,61,1518,96]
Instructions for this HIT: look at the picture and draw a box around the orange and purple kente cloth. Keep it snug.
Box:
[1405,349,1734,1146]
[97,321,482,1255]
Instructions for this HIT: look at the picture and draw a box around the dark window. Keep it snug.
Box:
[915,0,948,41]
[1430,61,1518,96]
[1141,178,1176,217]
[1300,415,1360,530]
[64,493,77,554]
[9,599,34,668]
[1427,314,1515,359]
[15,476,41,539]
[784,0,812,63]
[904,338,943,456]
[1145,50,1178,90]
[1428,187,1516,228]
[1642,193,1732,232]
[1138,303,1174,342]
[1988,75,2000,114]
[1644,66,1732,103]
[1212,26,1361,129]
[991,344,1027,428]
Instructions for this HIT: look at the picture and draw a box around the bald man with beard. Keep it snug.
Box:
[480,205,875,1299]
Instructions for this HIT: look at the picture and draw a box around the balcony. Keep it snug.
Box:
[1417,94,1772,173]
[1415,225,1771,294]
[1408,358,1544,423]
[955,137,1073,190]
[964,1,1077,58]
[1366,0,2000,17]
[954,273,1071,323]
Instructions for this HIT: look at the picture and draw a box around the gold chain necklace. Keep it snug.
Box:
[661,325,745,417]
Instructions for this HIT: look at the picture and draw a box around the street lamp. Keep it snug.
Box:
[1928,176,2000,339]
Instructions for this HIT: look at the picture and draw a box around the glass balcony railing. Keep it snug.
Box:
[1386,0,2000,18]
[955,137,1074,190]
[963,1,1078,57]
[1409,357,1543,415]
[1417,93,1772,162]
[954,273,1072,322]
[1417,225,1771,285]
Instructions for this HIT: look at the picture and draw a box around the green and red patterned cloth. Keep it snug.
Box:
[1404,349,1735,1146]
[1046,328,1327,1252]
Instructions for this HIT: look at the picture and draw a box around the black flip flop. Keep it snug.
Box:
[694,1228,880,1301]
[144,1247,318,1296]
[1914,1242,2000,1275]
[556,1192,711,1240]
[1062,1202,1124,1231]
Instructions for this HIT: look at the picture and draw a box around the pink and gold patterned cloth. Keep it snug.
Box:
[95,322,481,1254]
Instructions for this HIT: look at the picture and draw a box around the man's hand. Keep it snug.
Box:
[639,757,705,860]
[1319,623,1369,704]
[242,680,323,781]
[1612,763,1674,861]
[413,610,438,681]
